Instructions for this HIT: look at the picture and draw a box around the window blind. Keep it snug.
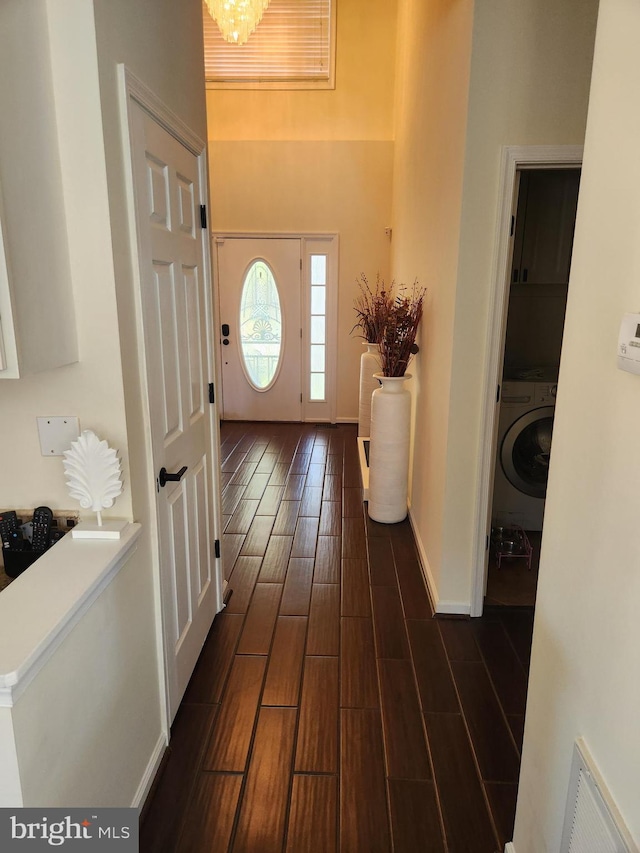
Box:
[203,0,334,87]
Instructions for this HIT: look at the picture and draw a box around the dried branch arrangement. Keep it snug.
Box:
[352,274,426,376]
[351,273,394,343]
[377,281,426,376]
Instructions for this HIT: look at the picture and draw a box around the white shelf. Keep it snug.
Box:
[0,522,141,706]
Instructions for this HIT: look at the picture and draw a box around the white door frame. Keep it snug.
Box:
[213,231,339,423]
[118,66,224,729]
[470,145,583,618]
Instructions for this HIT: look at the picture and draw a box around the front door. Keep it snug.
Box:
[216,237,302,421]
[129,98,221,721]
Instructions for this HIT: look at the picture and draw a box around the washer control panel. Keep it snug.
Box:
[534,383,557,405]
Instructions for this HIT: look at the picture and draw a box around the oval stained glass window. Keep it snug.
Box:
[239,260,283,391]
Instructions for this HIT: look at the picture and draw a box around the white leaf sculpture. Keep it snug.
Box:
[63,430,123,526]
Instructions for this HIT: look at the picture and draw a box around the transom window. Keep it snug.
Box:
[203,0,335,90]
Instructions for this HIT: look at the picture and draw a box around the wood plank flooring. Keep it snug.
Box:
[141,422,533,853]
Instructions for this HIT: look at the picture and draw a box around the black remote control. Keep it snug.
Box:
[0,511,19,550]
[31,506,53,551]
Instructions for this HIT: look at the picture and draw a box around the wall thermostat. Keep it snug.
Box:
[618,313,640,375]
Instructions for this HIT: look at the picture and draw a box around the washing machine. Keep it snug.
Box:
[492,381,557,531]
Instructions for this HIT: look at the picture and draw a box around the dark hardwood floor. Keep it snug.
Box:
[141,422,533,853]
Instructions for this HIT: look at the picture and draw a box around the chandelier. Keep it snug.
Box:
[205,0,270,45]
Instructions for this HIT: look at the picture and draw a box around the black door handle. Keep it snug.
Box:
[221,323,230,337]
[158,466,188,488]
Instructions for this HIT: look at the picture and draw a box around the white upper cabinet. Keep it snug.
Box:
[0,187,15,374]
[0,179,77,379]
[512,169,581,287]
[0,0,78,378]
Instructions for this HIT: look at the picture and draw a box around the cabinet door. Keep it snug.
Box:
[0,189,17,376]
[0,175,78,378]
[512,169,580,286]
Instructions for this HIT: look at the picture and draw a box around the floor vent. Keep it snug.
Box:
[314,423,338,429]
[560,739,637,853]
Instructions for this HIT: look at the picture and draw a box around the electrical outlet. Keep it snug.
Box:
[36,417,80,456]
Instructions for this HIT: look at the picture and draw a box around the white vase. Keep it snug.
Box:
[358,343,380,438]
[368,373,412,523]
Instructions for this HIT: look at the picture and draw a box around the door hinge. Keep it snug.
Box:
[209,382,215,404]
[200,205,207,229]
[300,393,303,403]
[486,535,489,551]
[300,258,302,270]
[510,215,515,237]
[496,384,501,403]
[214,539,221,558]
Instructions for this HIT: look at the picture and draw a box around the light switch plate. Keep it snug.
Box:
[37,416,80,456]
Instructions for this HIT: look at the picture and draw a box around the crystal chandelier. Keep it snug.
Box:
[205,0,270,45]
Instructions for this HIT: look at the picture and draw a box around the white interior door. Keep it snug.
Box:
[216,237,302,421]
[129,99,221,721]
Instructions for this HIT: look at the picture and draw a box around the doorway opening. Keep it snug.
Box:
[487,167,580,606]
[472,146,583,617]
[121,67,224,726]
[214,234,339,424]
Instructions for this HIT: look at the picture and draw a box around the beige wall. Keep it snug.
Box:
[207,0,396,142]
[395,0,598,609]
[514,0,640,847]
[0,0,130,513]
[207,0,397,421]
[0,708,20,806]
[12,546,160,807]
[390,0,475,598]
[209,141,393,419]
[0,0,208,515]
[0,0,210,807]
[441,0,598,607]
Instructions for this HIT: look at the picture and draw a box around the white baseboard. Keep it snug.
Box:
[131,733,167,809]
[505,843,516,853]
[407,507,472,616]
[406,506,439,613]
[435,599,472,616]
[336,416,358,424]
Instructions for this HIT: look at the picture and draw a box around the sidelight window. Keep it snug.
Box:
[309,254,327,401]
